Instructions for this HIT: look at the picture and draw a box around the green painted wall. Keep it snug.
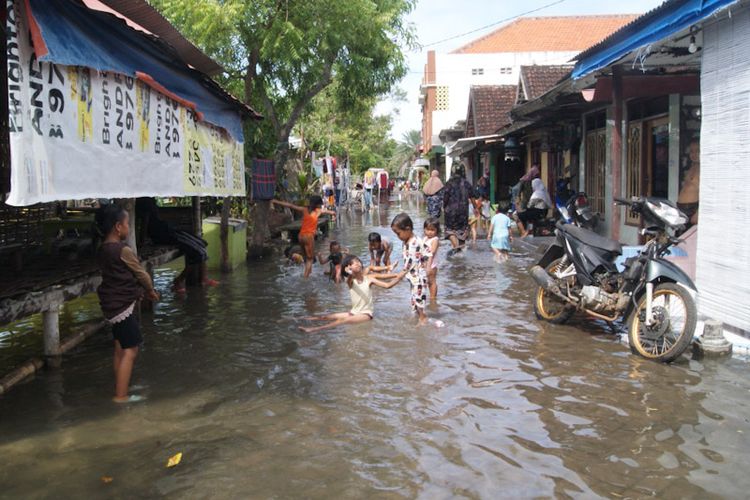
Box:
[202,217,247,271]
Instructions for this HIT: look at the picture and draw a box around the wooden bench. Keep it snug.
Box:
[276,215,331,242]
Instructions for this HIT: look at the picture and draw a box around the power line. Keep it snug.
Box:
[420,0,568,49]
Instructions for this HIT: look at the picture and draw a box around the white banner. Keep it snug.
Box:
[5,0,245,206]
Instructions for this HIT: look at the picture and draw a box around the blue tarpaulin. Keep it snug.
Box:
[28,0,246,141]
[572,0,740,80]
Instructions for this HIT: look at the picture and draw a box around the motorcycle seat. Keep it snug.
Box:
[561,224,622,254]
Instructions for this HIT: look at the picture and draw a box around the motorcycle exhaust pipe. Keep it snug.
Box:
[530,265,560,293]
[530,265,578,305]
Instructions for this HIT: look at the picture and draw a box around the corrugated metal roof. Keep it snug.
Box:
[572,0,740,79]
[96,0,225,76]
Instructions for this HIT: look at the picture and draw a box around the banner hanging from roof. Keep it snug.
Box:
[5,0,245,206]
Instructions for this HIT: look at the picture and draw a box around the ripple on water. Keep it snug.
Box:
[2,197,750,497]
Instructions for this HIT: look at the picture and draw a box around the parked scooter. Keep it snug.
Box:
[529,196,697,363]
[555,178,598,229]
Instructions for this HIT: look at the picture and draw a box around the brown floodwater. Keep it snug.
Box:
[1,194,749,498]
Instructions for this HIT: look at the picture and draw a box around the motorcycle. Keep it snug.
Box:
[529,196,697,363]
[555,178,599,230]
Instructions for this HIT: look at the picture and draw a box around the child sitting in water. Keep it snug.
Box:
[95,204,160,403]
[391,212,432,324]
[317,240,348,283]
[423,217,440,301]
[368,232,392,266]
[299,255,406,333]
[488,210,514,262]
[284,244,304,265]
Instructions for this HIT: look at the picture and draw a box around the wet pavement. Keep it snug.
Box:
[2,195,750,498]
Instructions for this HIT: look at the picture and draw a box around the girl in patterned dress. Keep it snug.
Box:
[391,213,431,324]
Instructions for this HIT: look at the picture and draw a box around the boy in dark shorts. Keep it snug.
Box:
[318,241,348,283]
[368,232,392,266]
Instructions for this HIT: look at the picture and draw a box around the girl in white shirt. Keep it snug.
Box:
[299,256,405,333]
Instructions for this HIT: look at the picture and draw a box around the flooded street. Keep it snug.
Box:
[2,196,750,498]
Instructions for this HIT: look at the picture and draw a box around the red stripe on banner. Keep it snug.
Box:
[136,71,204,121]
[24,0,49,58]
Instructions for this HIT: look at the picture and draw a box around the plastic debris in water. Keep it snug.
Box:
[101,476,113,484]
[429,319,445,328]
[166,452,183,468]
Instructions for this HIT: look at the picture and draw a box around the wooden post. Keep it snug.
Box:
[43,305,61,367]
[192,196,202,237]
[220,196,231,273]
[188,196,203,285]
[120,198,137,254]
[611,66,624,241]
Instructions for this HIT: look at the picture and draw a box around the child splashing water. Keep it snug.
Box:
[272,196,336,278]
[95,204,160,403]
[299,255,405,333]
[391,213,431,324]
[423,217,440,301]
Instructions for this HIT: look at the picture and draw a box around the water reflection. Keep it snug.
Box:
[0,194,749,497]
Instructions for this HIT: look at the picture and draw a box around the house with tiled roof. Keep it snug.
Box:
[465,86,517,137]
[421,15,636,180]
[517,65,573,103]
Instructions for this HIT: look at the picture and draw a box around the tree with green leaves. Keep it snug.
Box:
[151,0,416,247]
[389,129,421,175]
[298,85,397,176]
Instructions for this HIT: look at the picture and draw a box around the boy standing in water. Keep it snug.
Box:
[95,204,159,403]
[318,240,348,283]
[368,232,392,266]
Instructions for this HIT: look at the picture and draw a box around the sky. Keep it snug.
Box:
[377,0,666,141]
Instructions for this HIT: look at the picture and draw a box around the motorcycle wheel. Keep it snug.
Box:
[628,282,697,363]
[533,258,575,324]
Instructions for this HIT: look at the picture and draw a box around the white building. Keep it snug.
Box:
[420,15,637,174]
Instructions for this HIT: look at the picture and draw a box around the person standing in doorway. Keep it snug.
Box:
[442,164,475,254]
[677,139,700,226]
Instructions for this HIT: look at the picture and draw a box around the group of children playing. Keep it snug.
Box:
[92,193,515,402]
[297,212,442,332]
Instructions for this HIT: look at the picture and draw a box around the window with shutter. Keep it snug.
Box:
[625,123,643,225]
[585,129,606,215]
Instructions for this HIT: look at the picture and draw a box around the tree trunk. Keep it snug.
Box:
[249,131,291,257]
[220,196,231,272]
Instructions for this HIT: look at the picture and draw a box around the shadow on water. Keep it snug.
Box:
[1,193,750,497]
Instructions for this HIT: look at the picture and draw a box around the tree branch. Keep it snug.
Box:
[280,57,335,140]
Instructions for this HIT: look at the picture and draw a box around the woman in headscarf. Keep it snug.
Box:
[517,178,551,237]
[422,169,444,218]
[442,164,475,252]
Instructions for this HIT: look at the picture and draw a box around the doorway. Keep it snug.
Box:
[646,117,670,199]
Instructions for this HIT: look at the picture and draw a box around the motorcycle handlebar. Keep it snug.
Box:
[613,197,632,206]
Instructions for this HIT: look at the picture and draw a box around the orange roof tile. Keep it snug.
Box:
[466,85,517,137]
[452,15,639,54]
